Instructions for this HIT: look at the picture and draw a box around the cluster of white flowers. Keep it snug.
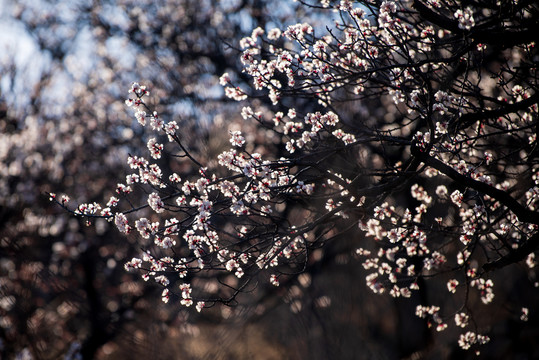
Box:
[415,305,447,332]
[53,1,539,353]
[458,331,490,350]
[454,7,475,30]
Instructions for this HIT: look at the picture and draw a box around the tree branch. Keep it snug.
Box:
[483,231,539,272]
[410,145,539,225]
[452,92,539,131]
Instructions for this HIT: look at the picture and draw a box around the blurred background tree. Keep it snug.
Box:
[0,0,305,358]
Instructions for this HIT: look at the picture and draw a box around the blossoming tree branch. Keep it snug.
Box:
[51,0,538,352]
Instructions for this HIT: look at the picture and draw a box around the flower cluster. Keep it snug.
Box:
[56,0,539,354]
